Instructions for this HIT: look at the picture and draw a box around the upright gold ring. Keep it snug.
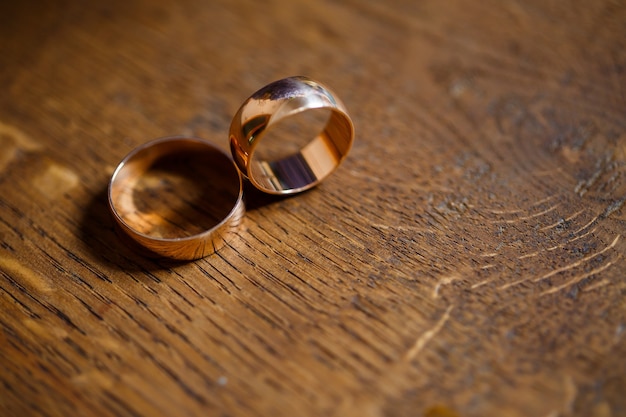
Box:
[229,76,355,195]
[108,136,244,260]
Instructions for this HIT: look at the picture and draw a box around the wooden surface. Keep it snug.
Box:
[1,1,625,416]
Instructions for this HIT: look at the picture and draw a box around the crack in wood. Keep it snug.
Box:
[404,305,454,362]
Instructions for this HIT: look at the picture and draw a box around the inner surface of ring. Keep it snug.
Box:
[250,108,352,193]
[110,141,240,240]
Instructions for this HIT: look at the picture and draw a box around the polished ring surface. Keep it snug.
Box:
[108,136,244,260]
[229,76,355,195]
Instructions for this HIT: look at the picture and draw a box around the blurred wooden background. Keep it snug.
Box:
[1,1,625,416]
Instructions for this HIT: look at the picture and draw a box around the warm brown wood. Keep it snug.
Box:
[1,1,625,416]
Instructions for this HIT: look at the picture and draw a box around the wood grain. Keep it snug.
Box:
[1,1,625,416]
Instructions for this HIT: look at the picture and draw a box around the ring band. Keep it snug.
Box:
[229,76,354,195]
[108,136,244,260]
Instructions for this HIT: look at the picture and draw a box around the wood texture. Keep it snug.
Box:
[1,1,625,416]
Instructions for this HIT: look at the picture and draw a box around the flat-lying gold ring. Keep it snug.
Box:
[229,76,355,195]
[108,136,244,260]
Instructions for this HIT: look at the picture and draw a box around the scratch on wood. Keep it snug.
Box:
[565,209,586,222]
[518,251,540,260]
[540,259,616,296]
[546,228,597,252]
[489,195,556,213]
[583,279,611,292]
[488,207,523,215]
[432,275,460,299]
[470,278,493,289]
[519,228,596,258]
[572,213,600,235]
[532,195,556,206]
[372,224,429,233]
[501,235,620,290]
[404,305,454,362]
[490,203,559,224]
[534,235,620,283]
[539,209,584,231]
[539,219,564,232]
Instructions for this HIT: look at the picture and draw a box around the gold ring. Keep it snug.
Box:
[229,76,354,195]
[108,136,244,260]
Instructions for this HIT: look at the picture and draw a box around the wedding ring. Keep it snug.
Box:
[229,76,354,195]
[108,136,244,260]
